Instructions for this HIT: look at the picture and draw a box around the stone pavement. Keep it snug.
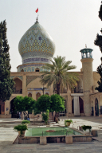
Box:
[0,116,102,153]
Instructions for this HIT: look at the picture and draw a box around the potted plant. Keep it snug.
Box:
[82,125,92,133]
[22,120,30,127]
[14,124,28,137]
[65,119,73,127]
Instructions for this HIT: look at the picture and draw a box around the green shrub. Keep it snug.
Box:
[14,124,28,134]
[82,125,92,131]
[22,120,30,124]
[42,109,49,125]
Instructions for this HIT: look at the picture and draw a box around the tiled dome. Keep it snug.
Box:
[18,20,55,65]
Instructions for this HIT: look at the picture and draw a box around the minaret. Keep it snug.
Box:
[80,47,93,116]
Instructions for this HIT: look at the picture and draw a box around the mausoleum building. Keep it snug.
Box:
[0,19,101,118]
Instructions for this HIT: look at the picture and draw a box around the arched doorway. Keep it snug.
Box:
[35,68,40,72]
[36,92,41,100]
[95,98,99,116]
[0,101,5,115]
[10,98,18,118]
[79,97,84,113]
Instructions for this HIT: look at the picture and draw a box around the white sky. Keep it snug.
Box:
[0,0,102,72]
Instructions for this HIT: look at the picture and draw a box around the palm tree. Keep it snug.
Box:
[41,56,79,95]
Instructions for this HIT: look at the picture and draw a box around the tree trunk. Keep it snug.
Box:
[57,83,60,95]
[23,111,29,120]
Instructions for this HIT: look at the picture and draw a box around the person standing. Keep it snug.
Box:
[19,112,21,119]
[11,109,13,118]
[17,111,19,119]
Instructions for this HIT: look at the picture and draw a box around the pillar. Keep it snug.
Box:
[80,48,93,116]
[74,96,80,116]
[81,58,93,116]
[22,74,26,96]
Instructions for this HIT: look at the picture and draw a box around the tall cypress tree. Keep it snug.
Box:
[95,62,102,92]
[94,2,102,92]
[0,20,14,102]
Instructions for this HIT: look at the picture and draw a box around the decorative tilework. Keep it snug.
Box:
[26,76,39,86]
[18,21,55,65]
[17,76,23,81]
[10,76,14,79]
[10,76,23,81]
[17,65,51,72]
[23,57,49,64]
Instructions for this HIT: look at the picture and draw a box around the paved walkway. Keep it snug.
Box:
[0,117,102,152]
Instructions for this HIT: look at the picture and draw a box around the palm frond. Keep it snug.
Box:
[40,56,78,93]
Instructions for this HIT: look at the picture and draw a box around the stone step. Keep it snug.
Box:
[49,121,56,124]
[0,115,11,118]
[92,137,102,142]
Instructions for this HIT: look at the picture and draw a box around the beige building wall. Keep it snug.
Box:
[1,67,102,118]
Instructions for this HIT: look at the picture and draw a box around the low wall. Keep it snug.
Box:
[73,135,92,142]
[13,135,92,144]
[14,136,40,144]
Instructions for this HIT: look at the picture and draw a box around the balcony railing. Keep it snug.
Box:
[71,88,83,93]
[74,89,83,93]
[13,89,22,94]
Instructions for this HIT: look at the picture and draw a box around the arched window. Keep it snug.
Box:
[21,69,24,72]
[28,93,32,97]
[45,93,49,95]
[35,68,40,72]
[36,92,41,100]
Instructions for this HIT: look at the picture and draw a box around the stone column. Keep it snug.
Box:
[74,96,80,116]
[22,74,26,96]
[67,86,72,117]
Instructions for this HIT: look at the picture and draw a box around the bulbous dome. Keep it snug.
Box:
[18,20,55,65]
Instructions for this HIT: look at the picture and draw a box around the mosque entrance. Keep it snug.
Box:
[10,98,18,118]
[95,98,99,116]
[72,96,84,115]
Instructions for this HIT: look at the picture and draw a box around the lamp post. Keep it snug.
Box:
[41,76,47,95]
[41,85,47,95]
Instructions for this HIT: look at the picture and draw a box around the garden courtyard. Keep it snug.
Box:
[0,116,102,153]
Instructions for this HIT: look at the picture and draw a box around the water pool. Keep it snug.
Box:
[25,127,82,136]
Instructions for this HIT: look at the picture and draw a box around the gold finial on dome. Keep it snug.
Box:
[36,16,39,23]
[85,44,87,48]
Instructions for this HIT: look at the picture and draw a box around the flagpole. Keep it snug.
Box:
[36,8,39,22]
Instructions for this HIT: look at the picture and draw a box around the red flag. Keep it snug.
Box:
[35,8,38,13]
